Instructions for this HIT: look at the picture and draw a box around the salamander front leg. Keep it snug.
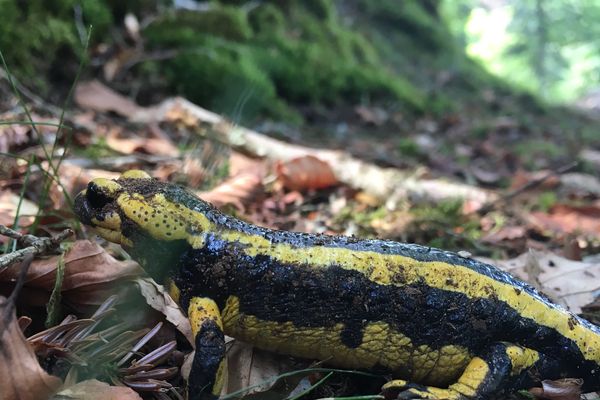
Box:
[382,342,540,399]
[187,297,226,400]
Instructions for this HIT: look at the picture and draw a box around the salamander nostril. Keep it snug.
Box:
[87,182,112,209]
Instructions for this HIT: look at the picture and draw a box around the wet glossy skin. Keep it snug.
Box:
[74,171,600,399]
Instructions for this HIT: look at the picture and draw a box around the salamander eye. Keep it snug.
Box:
[86,182,112,209]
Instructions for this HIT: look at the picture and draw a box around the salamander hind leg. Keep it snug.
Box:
[382,342,539,400]
[187,297,227,400]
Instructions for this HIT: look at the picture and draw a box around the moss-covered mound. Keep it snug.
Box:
[0,0,474,121]
[140,1,431,122]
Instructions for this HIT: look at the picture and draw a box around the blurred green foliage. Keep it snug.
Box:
[442,0,600,103]
[141,1,428,122]
[0,0,113,89]
[0,0,458,122]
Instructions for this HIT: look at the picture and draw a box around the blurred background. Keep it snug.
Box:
[2,0,600,120]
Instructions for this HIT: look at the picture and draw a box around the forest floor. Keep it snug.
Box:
[1,73,599,400]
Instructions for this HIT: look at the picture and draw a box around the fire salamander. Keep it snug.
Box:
[74,170,600,400]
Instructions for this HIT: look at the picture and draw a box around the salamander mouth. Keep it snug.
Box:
[74,189,123,244]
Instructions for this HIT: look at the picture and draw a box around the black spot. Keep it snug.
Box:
[340,323,364,348]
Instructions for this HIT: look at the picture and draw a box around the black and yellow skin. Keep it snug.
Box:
[74,171,600,400]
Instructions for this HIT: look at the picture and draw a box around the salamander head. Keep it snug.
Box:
[74,170,214,250]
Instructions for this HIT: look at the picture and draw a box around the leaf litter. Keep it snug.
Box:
[2,71,600,399]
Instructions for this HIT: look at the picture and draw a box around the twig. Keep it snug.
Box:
[2,254,34,326]
[0,225,73,271]
[131,97,496,205]
[475,161,578,215]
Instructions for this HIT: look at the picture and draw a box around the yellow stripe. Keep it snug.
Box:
[188,297,223,336]
[449,357,490,397]
[505,345,539,376]
[217,231,600,364]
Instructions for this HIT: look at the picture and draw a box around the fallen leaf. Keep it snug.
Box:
[276,155,338,191]
[134,277,193,345]
[0,297,62,400]
[510,169,560,191]
[559,173,600,197]
[481,225,526,245]
[469,159,504,184]
[53,379,142,400]
[46,164,120,210]
[74,80,141,117]
[0,123,30,153]
[224,341,304,397]
[105,131,179,157]
[528,204,600,237]
[0,190,38,227]
[229,152,265,178]
[0,240,142,308]
[481,251,600,313]
[529,378,582,400]
[198,173,264,211]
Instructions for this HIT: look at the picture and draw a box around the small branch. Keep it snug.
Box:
[132,97,496,205]
[0,226,73,271]
[2,254,34,326]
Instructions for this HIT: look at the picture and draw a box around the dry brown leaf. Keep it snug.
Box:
[510,169,560,191]
[229,152,265,178]
[529,378,582,400]
[0,297,62,400]
[135,277,193,345]
[481,226,526,244]
[0,240,142,307]
[528,204,600,237]
[46,164,120,210]
[275,155,338,191]
[559,173,600,197]
[481,251,600,313]
[54,379,142,400]
[74,80,141,117]
[198,173,263,211]
[0,190,38,227]
[105,131,179,157]
[0,123,30,153]
[224,341,300,397]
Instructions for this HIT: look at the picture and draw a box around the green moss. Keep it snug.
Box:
[514,139,565,166]
[397,138,421,157]
[142,1,427,117]
[248,3,286,35]
[536,192,557,212]
[409,199,484,250]
[299,0,335,21]
[145,7,253,43]
[0,0,113,91]
[358,0,446,50]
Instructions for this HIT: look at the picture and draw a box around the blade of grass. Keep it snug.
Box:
[3,155,34,254]
[220,368,381,400]
[45,252,66,327]
[0,121,71,129]
[315,396,385,400]
[0,25,91,232]
[36,26,92,230]
[286,371,333,400]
